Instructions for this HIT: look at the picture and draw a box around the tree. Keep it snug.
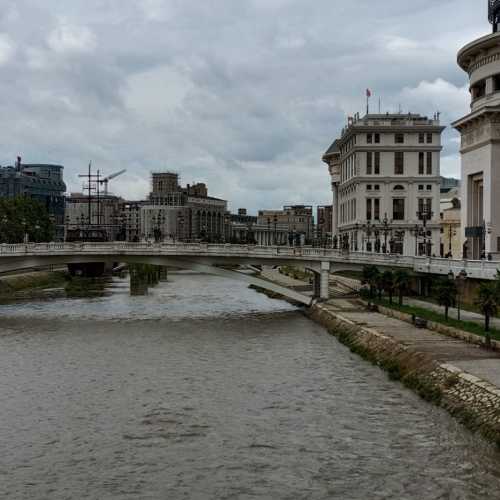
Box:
[475,283,499,347]
[434,278,457,321]
[0,197,54,243]
[362,265,380,298]
[375,271,385,299]
[394,270,411,306]
[381,271,396,304]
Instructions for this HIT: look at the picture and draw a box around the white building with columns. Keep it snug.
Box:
[323,113,445,256]
[452,4,500,260]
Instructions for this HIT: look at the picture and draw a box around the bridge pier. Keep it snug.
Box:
[313,261,330,301]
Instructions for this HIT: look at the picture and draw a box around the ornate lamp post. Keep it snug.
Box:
[416,208,434,256]
[362,221,373,252]
[449,269,468,321]
[380,213,392,254]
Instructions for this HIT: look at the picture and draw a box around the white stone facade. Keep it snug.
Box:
[453,31,500,260]
[323,114,444,256]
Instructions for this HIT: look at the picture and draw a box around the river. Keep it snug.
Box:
[0,272,499,499]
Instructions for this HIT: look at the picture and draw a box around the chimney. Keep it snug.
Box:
[16,156,22,171]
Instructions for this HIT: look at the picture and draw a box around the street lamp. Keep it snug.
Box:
[448,269,468,321]
[362,221,373,252]
[380,213,392,254]
[416,208,434,256]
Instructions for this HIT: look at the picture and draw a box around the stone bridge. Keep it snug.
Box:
[0,242,498,306]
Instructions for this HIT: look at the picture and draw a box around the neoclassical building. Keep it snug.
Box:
[452,2,500,259]
[323,113,444,256]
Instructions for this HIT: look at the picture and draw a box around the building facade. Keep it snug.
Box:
[323,113,444,256]
[0,157,66,239]
[440,187,461,259]
[316,205,333,244]
[147,172,227,242]
[65,192,123,241]
[257,205,314,245]
[452,8,500,259]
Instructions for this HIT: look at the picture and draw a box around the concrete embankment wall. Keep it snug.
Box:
[307,304,500,448]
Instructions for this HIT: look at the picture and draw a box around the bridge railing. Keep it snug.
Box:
[0,242,499,279]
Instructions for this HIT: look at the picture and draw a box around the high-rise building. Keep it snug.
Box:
[0,157,66,239]
[323,113,444,255]
[147,172,227,242]
[452,2,500,259]
[316,205,333,243]
[257,205,314,245]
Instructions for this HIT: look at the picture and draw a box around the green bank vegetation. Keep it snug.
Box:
[0,197,55,243]
[361,265,500,344]
[0,271,67,299]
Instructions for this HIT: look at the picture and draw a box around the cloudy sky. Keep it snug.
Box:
[0,0,487,213]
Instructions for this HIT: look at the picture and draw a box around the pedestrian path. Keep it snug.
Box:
[333,274,500,330]
[324,299,500,388]
[405,297,500,330]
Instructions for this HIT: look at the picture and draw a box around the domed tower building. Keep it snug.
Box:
[452,1,500,259]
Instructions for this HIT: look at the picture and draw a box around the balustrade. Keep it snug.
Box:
[0,242,498,279]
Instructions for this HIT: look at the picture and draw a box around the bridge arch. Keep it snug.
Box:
[0,253,314,306]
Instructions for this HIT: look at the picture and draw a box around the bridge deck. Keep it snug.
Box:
[0,242,498,280]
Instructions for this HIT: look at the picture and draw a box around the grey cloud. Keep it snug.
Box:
[0,0,486,211]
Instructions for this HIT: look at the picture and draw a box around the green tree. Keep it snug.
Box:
[362,265,380,298]
[434,278,457,321]
[0,197,54,243]
[381,270,396,304]
[475,283,499,347]
[394,270,411,306]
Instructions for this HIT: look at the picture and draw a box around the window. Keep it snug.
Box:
[418,184,424,191]
[367,152,372,174]
[393,198,405,220]
[374,152,380,174]
[426,184,432,191]
[367,133,373,144]
[418,198,432,218]
[374,133,380,144]
[374,184,380,191]
[366,199,372,220]
[367,184,372,190]
[394,185,405,191]
[374,199,380,220]
[426,133,432,144]
[419,152,424,175]
[426,152,433,175]
[395,152,404,175]
[419,133,425,144]
[395,133,404,144]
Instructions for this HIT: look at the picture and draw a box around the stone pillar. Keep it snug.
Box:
[313,273,321,298]
[320,261,330,300]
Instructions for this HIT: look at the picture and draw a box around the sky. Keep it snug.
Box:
[0,0,488,213]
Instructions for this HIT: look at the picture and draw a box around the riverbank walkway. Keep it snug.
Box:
[333,275,500,330]
[323,299,500,388]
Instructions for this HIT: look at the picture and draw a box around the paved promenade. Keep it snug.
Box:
[405,297,500,330]
[323,299,500,388]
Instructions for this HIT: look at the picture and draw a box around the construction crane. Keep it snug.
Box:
[99,169,126,195]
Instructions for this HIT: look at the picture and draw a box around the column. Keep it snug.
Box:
[320,261,330,300]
